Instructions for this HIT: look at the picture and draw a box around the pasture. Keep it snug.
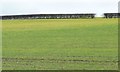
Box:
[2,18,118,70]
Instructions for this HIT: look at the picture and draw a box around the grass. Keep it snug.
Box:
[2,18,118,70]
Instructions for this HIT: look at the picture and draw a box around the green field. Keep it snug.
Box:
[2,18,118,70]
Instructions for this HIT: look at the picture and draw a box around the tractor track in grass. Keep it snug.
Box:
[2,57,118,63]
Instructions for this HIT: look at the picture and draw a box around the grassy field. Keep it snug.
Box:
[2,18,118,70]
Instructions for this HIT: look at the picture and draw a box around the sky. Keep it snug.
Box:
[1,0,119,17]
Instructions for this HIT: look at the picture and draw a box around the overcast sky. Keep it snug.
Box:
[1,0,119,16]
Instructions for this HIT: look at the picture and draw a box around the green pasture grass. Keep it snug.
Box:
[2,18,118,70]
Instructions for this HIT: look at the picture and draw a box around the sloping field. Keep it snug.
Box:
[2,18,118,70]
